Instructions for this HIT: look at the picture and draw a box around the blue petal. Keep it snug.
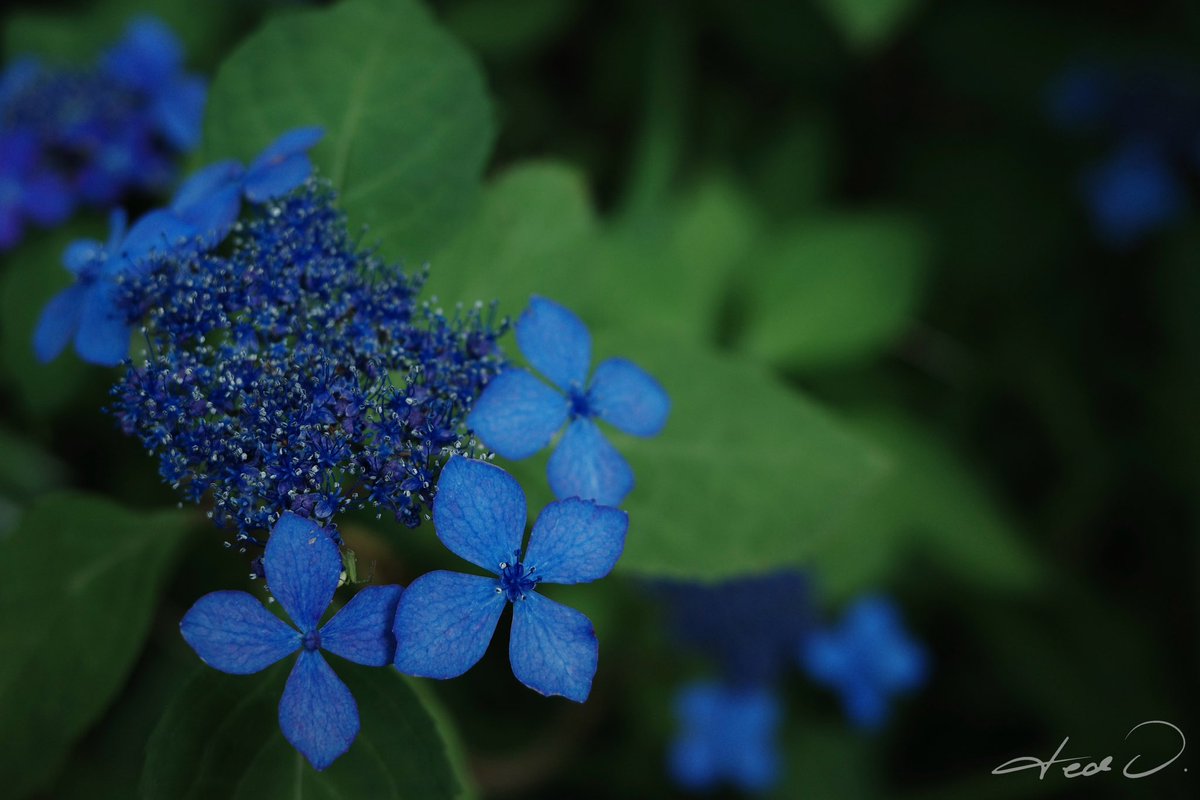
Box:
[669,733,718,790]
[843,682,887,729]
[547,418,634,506]
[432,456,526,572]
[171,160,244,217]
[515,297,591,391]
[798,629,849,684]
[75,280,129,366]
[587,357,670,437]
[320,585,403,667]
[63,239,106,276]
[153,75,207,151]
[33,284,85,363]
[523,498,627,585]
[117,209,194,270]
[180,590,299,674]
[508,591,597,702]
[22,172,73,226]
[103,17,182,91]
[243,153,313,203]
[393,571,505,679]
[176,182,241,249]
[251,127,325,166]
[279,650,359,771]
[467,369,568,459]
[263,513,342,632]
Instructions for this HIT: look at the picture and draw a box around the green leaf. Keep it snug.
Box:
[736,214,931,369]
[0,222,105,418]
[0,493,190,799]
[511,329,888,580]
[204,0,494,261]
[815,0,922,52]
[426,160,597,310]
[0,427,66,499]
[142,664,461,799]
[817,409,1045,600]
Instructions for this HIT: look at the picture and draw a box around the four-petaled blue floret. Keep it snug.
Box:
[468,296,670,506]
[393,456,628,702]
[669,680,781,793]
[799,594,927,729]
[180,512,402,771]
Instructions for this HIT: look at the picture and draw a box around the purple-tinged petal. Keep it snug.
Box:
[509,591,597,702]
[243,153,314,202]
[393,571,505,679]
[0,128,39,173]
[524,498,627,585]
[515,297,591,391]
[320,584,403,667]
[263,513,342,632]
[180,590,299,674]
[75,280,129,366]
[467,369,567,459]
[33,284,86,363]
[547,418,634,506]
[587,357,670,437]
[432,456,526,572]
[279,650,359,771]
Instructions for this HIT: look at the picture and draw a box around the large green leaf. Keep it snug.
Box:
[817,409,1045,600]
[204,0,494,261]
[0,493,190,799]
[736,214,930,369]
[141,664,461,799]
[501,329,887,580]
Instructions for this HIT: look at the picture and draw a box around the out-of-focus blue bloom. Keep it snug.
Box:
[468,296,670,506]
[393,456,627,702]
[1046,63,1117,134]
[33,208,193,366]
[656,571,812,685]
[669,680,781,793]
[108,177,505,541]
[0,17,204,250]
[0,128,72,248]
[181,512,403,770]
[1083,140,1185,248]
[800,595,927,729]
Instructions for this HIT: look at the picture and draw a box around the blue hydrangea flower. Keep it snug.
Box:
[33,207,192,366]
[181,512,402,770]
[656,571,812,685]
[0,128,72,248]
[799,595,927,729]
[393,456,627,702]
[1083,139,1185,247]
[468,297,670,506]
[669,680,781,792]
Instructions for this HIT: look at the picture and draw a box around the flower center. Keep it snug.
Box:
[497,549,540,602]
[568,386,591,419]
[301,629,321,651]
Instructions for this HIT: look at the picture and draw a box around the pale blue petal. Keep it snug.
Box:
[587,357,670,437]
[547,418,634,506]
[320,585,403,667]
[523,498,627,585]
[393,571,505,679]
[467,369,568,459]
[263,513,342,632]
[75,280,128,366]
[279,650,359,771]
[432,456,526,572]
[33,284,85,363]
[180,590,299,674]
[509,592,597,702]
[515,297,591,391]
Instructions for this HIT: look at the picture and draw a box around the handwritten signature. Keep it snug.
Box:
[992,721,1186,780]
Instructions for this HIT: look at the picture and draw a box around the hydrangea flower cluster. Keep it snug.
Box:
[1046,61,1200,246]
[800,594,928,729]
[0,17,204,249]
[670,681,781,793]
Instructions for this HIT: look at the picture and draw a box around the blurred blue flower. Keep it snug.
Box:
[393,456,627,702]
[800,595,927,729]
[656,571,812,685]
[669,680,781,793]
[1045,63,1117,134]
[0,128,72,248]
[181,512,403,770]
[1083,140,1185,248]
[33,208,192,366]
[468,296,670,506]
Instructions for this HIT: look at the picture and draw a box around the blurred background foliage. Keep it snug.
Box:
[0,0,1196,798]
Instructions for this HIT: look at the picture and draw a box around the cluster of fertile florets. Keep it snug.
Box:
[108,180,506,544]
